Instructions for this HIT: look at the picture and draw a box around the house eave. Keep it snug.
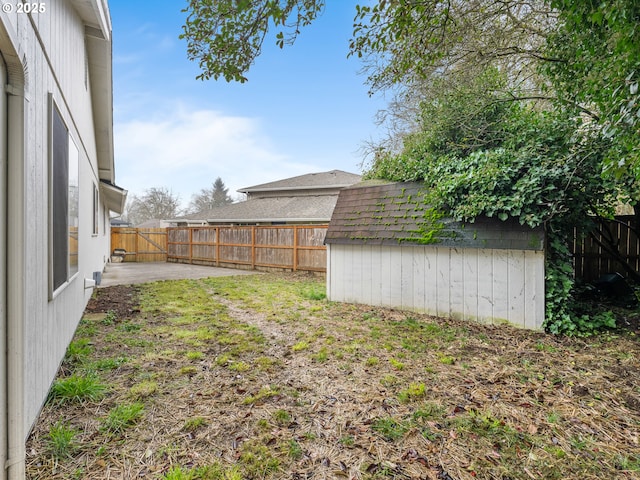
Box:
[100,180,127,214]
[79,0,114,184]
[237,185,354,194]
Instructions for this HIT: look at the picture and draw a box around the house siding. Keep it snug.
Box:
[1,1,115,476]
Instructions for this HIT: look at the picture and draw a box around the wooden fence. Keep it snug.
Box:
[166,225,328,273]
[112,218,640,281]
[110,228,168,262]
[572,215,639,282]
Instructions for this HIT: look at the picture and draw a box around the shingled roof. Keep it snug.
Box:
[238,170,361,194]
[178,195,338,224]
[326,181,544,250]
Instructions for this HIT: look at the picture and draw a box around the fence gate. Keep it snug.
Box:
[111,228,167,262]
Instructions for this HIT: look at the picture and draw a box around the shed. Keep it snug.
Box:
[325,181,546,329]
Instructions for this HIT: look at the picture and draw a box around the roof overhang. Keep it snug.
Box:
[72,0,115,183]
[100,180,127,214]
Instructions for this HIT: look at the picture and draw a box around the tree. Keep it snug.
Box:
[124,187,183,226]
[180,1,639,334]
[181,0,325,82]
[544,0,640,194]
[187,177,234,214]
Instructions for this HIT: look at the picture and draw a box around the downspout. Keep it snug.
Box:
[0,53,8,480]
[5,72,25,480]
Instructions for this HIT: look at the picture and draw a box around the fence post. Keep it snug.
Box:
[251,226,256,270]
[215,227,220,267]
[293,226,298,271]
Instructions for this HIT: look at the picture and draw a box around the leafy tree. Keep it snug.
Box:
[124,187,183,226]
[544,0,640,199]
[180,0,325,82]
[187,177,234,214]
[180,1,639,334]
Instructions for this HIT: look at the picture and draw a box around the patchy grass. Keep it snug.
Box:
[26,273,640,480]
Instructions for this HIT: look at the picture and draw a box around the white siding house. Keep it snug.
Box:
[0,1,125,477]
[325,182,545,330]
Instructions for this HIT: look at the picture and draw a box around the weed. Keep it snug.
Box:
[438,354,456,365]
[64,338,92,365]
[312,347,329,363]
[273,409,292,426]
[228,361,250,372]
[547,411,561,423]
[239,441,280,477]
[128,380,158,399]
[180,366,198,376]
[118,321,141,333]
[366,357,379,366]
[380,374,399,387]
[48,374,107,404]
[286,439,304,460]
[535,342,557,353]
[102,310,117,325]
[371,417,409,441]
[183,416,207,432]
[389,358,405,370]
[413,402,446,420]
[47,421,78,459]
[544,445,567,459]
[339,435,355,447]
[243,385,280,405]
[256,356,279,371]
[615,454,640,471]
[398,382,426,403]
[162,466,194,480]
[292,341,310,352]
[101,402,145,434]
[216,354,232,366]
[89,356,128,371]
[186,351,203,360]
[302,287,326,301]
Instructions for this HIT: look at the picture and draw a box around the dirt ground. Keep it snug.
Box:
[25,276,640,480]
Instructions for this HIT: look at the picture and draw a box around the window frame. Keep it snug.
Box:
[49,95,80,298]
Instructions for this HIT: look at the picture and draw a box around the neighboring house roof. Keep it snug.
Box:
[326,181,544,250]
[238,169,361,195]
[136,219,168,228]
[179,195,339,224]
[175,170,361,224]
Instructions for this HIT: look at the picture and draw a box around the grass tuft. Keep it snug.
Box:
[48,374,107,404]
[101,402,145,434]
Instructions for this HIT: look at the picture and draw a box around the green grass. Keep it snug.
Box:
[47,421,78,459]
[371,417,410,441]
[273,409,292,426]
[64,338,92,365]
[183,417,208,432]
[128,380,158,399]
[243,385,280,405]
[397,382,426,403]
[101,402,145,434]
[48,374,107,404]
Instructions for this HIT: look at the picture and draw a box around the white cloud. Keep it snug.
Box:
[114,107,314,208]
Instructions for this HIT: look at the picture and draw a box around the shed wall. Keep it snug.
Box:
[327,244,545,329]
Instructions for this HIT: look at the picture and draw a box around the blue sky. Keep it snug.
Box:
[109,1,386,208]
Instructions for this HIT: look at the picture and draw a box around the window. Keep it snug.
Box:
[92,183,99,235]
[50,97,79,294]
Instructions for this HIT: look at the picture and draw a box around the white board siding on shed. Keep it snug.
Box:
[327,244,545,329]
